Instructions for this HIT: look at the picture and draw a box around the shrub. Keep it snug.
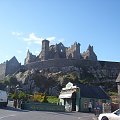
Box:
[32,92,48,103]
[47,96,59,104]
[11,92,19,99]
[18,91,26,100]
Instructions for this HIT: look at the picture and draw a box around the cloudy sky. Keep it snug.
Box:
[0,0,120,64]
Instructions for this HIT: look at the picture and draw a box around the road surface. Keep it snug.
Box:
[0,101,97,120]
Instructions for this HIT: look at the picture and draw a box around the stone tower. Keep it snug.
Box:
[66,42,81,59]
[73,42,81,59]
[41,39,49,61]
[82,45,97,61]
[24,50,36,64]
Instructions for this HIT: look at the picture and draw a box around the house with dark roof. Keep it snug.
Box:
[59,82,111,112]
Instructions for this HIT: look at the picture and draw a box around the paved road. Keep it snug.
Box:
[0,101,97,120]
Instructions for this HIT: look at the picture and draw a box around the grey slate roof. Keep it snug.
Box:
[77,84,110,100]
[116,73,120,82]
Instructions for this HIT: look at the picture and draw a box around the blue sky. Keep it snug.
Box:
[0,0,120,64]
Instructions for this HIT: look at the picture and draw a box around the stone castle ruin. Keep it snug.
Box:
[0,39,120,83]
[0,56,21,80]
[24,39,97,64]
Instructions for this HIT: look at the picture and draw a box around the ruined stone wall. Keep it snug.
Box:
[25,59,100,70]
[24,59,120,81]
[95,61,120,80]
[0,63,6,80]
[5,61,21,76]
[66,42,80,59]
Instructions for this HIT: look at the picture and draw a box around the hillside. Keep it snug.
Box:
[1,64,118,96]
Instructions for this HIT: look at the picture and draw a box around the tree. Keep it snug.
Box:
[18,91,26,100]
[11,92,18,99]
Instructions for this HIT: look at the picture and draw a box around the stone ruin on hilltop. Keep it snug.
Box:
[24,39,97,64]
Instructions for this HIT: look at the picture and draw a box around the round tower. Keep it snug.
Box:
[41,39,49,60]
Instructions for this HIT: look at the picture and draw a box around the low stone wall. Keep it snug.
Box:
[21,102,65,112]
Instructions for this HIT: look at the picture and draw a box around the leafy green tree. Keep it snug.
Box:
[18,91,26,100]
[11,92,18,99]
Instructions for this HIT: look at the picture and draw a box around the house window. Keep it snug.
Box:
[84,101,88,109]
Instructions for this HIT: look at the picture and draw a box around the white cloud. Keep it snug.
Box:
[12,32,63,46]
[24,33,56,45]
[47,36,56,45]
[12,31,64,48]
[24,33,44,45]
[12,32,23,36]
[47,36,56,42]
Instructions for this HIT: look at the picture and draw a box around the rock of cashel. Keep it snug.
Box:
[0,39,120,94]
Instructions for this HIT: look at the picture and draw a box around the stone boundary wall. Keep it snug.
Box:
[25,59,100,70]
[21,102,65,112]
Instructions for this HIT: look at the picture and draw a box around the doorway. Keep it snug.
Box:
[72,92,76,111]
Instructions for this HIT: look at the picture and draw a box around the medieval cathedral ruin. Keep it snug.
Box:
[24,39,97,64]
[0,39,120,83]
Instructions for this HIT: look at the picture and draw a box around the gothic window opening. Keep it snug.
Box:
[61,49,63,52]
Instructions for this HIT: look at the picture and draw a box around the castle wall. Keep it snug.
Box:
[25,59,100,70]
[0,63,6,80]
[99,61,120,79]
[25,59,120,80]
[5,59,21,76]
[66,42,80,59]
